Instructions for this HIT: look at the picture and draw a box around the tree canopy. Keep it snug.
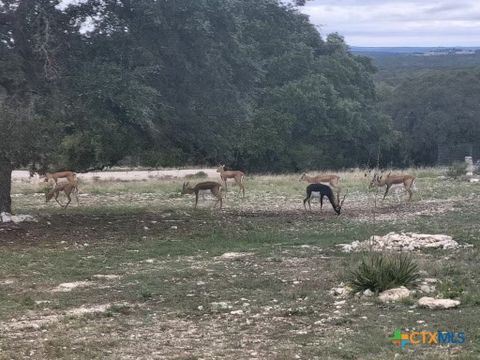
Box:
[0,0,414,212]
[378,68,480,166]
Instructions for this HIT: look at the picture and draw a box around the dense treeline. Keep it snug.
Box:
[1,0,479,212]
[1,1,391,173]
[377,68,480,166]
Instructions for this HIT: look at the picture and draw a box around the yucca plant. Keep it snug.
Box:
[348,253,419,293]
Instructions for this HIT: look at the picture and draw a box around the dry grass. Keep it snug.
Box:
[1,168,479,359]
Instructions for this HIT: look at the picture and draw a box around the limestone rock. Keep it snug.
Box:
[417,297,460,309]
[363,289,374,297]
[338,232,461,252]
[329,285,353,298]
[378,286,411,303]
[418,284,436,294]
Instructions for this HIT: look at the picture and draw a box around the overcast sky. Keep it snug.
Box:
[299,0,480,47]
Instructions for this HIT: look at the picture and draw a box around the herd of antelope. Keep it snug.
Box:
[42,165,416,214]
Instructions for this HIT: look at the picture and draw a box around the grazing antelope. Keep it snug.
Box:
[369,172,416,201]
[299,173,340,186]
[44,171,77,184]
[45,180,79,209]
[303,183,347,215]
[299,173,341,203]
[216,165,245,197]
[181,181,223,209]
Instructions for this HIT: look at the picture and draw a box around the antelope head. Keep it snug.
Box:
[216,164,225,173]
[181,182,191,195]
[45,190,55,203]
[369,173,382,188]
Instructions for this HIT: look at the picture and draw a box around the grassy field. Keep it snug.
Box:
[1,168,479,359]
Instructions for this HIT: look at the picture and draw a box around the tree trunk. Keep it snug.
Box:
[0,158,13,214]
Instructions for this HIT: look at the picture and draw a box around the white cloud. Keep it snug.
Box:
[299,0,480,46]
[56,0,88,11]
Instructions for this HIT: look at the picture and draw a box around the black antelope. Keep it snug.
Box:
[303,183,347,215]
[299,173,341,203]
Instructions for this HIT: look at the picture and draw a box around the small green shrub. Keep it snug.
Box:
[184,171,208,179]
[446,161,467,179]
[348,253,419,293]
[437,279,464,299]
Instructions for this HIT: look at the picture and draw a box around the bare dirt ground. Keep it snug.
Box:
[1,169,479,359]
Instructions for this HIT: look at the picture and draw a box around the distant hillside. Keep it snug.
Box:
[351,46,480,55]
[351,47,480,82]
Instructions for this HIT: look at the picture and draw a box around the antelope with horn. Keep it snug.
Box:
[303,183,347,215]
[369,172,416,201]
[216,164,245,197]
[181,181,223,209]
[299,173,341,202]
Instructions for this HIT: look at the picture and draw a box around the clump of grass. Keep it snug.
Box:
[437,279,464,299]
[474,165,480,176]
[446,161,467,179]
[348,253,419,293]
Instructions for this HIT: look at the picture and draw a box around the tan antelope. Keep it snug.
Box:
[369,172,416,201]
[44,171,77,185]
[216,165,245,197]
[45,180,79,209]
[299,173,341,203]
[181,181,223,209]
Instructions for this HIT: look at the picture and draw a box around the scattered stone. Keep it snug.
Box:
[363,289,374,297]
[216,252,253,260]
[66,304,111,316]
[170,225,178,230]
[92,274,121,280]
[378,287,411,303]
[418,284,436,294]
[338,232,461,252]
[417,297,460,310]
[1,212,38,224]
[230,309,244,315]
[211,301,232,311]
[52,281,92,292]
[329,283,353,298]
